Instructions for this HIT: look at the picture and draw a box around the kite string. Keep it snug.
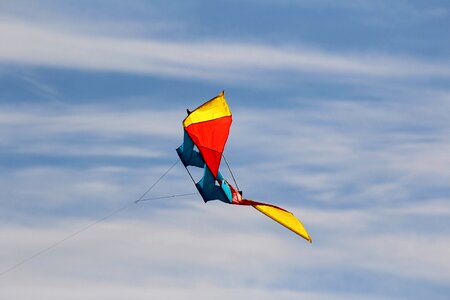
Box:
[134,159,180,203]
[0,159,180,278]
[0,201,136,278]
[137,192,197,202]
[222,154,240,191]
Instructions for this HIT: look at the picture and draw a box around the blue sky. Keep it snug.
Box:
[0,1,449,299]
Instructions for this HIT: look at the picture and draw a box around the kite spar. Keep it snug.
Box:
[176,91,312,242]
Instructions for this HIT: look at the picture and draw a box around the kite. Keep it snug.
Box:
[176,91,312,242]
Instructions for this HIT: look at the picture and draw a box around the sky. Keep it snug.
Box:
[0,0,449,299]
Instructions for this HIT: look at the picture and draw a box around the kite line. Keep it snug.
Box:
[134,159,180,204]
[137,192,197,203]
[0,159,186,278]
[222,154,240,192]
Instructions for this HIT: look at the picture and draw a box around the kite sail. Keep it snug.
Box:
[176,91,312,242]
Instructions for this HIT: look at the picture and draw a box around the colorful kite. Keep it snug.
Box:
[176,91,312,242]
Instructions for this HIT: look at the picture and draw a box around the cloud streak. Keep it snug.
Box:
[1,199,449,300]
[1,20,449,83]
[1,96,449,290]
[1,2,449,299]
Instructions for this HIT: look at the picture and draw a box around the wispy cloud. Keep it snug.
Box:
[1,20,448,83]
[223,91,450,213]
[1,3,449,298]
[0,104,182,146]
[1,199,449,300]
[1,88,449,211]
[1,94,449,292]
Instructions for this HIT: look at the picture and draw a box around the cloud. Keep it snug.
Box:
[0,104,183,156]
[1,89,449,213]
[1,2,449,299]
[1,97,449,299]
[1,282,385,300]
[1,199,449,300]
[0,19,449,83]
[229,92,450,207]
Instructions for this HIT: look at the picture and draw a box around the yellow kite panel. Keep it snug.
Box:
[183,91,232,128]
[253,204,312,242]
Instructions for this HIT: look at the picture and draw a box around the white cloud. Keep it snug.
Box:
[1,90,449,211]
[0,78,449,298]
[229,93,450,206]
[16,144,163,158]
[0,104,183,161]
[0,107,181,137]
[0,19,448,83]
[1,199,449,300]
[0,283,385,300]
[1,3,449,298]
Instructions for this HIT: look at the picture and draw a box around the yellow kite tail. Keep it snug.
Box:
[252,203,312,243]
